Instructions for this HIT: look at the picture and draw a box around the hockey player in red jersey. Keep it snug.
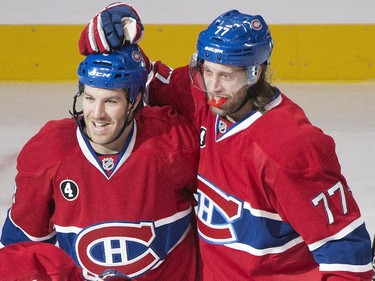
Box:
[76,3,373,280]
[0,44,201,280]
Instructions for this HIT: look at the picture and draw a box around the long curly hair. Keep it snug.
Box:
[247,63,277,113]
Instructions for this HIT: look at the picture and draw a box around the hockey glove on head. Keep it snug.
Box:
[79,2,144,55]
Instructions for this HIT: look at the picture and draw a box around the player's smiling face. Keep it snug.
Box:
[203,61,259,121]
[82,85,130,153]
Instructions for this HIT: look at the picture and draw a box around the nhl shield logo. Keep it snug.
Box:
[102,157,115,171]
[218,120,227,133]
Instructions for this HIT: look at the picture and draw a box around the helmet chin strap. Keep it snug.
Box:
[225,66,263,119]
[230,83,256,114]
[101,96,143,146]
[96,101,135,146]
[223,91,253,122]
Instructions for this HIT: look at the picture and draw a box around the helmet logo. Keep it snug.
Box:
[88,69,111,78]
[131,51,142,62]
[250,19,262,31]
[204,46,223,54]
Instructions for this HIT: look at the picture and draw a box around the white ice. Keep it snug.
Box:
[0,82,374,240]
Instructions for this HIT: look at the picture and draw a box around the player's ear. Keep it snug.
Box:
[127,90,144,118]
[133,91,143,109]
[258,65,263,76]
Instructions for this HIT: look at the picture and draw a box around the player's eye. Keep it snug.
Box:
[84,96,94,101]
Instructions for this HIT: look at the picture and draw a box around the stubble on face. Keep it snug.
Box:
[203,61,254,120]
[82,86,130,154]
[208,86,252,121]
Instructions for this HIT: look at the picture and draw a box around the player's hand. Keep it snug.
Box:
[79,2,144,55]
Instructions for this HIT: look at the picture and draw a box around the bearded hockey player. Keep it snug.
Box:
[78,3,373,280]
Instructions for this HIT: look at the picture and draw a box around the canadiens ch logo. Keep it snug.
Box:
[200,126,207,148]
[75,222,159,278]
[60,179,79,201]
[196,175,243,243]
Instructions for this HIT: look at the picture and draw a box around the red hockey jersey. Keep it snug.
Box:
[0,241,84,281]
[1,105,201,280]
[148,63,373,280]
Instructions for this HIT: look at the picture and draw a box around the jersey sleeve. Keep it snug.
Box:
[1,122,60,246]
[148,61,206,128]
[261,124,372,279]
[0,242,83,280]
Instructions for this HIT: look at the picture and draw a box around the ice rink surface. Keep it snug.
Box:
[0,82,374,239]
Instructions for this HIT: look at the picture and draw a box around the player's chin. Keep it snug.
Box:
[209,105,228,116]
[88,130,114,143]
[89,135,108,145]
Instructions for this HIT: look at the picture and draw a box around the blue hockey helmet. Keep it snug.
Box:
[196,10,273,67]
[77,44,148,103]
